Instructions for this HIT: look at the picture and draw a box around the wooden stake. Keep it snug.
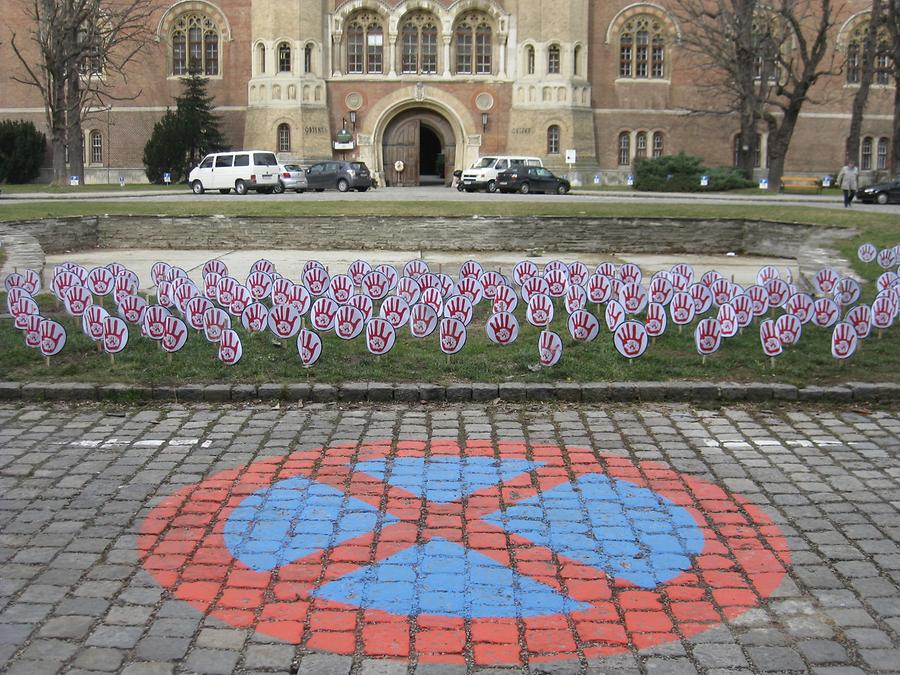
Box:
[167,352,173,364]
[702,355,707,366]
[110,352,115,365]
[44,356,50,367]
[769,356,775,369]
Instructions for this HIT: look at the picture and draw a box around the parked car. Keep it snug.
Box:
[273,164,308,193]
[189,151,280,195]
[305,161,372,192]
[460,156,543,193]
[856,176,900,204]
[496,166,571,194]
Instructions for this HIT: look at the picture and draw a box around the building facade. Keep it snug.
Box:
[0,0,894,185]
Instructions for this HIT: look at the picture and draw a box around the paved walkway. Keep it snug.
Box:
[1,401,898,674]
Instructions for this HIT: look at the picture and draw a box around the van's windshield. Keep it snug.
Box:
[473,157,498,169]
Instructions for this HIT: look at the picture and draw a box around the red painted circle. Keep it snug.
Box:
[138,441,790,665]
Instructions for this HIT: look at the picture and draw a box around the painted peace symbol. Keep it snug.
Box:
[139,441,789,664]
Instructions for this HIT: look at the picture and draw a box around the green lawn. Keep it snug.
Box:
[1,200,898,230]
[1,299,896,386]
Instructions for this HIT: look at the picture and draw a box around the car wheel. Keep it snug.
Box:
[234,180,248,195]
[337,178,350,192]
[487,180,497,193]
[876,192,889,205]
[218,188,230,194]
[457,183,464,192]
[519,182,531,194]
[273,181,285,194]
[557,183,569,195]
[191,181,204,195]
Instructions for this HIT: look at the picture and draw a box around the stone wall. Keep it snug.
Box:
[94,215,816,256]
[8,217,100,254]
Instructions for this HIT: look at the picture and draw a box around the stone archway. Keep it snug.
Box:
[382,108,456,187]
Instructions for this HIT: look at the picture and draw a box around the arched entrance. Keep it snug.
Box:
[382,108,456,186]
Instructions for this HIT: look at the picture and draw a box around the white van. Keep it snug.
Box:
[460,156,544,193]
[189,151,280,195]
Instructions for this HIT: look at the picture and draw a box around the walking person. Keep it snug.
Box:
[837,160,859,208]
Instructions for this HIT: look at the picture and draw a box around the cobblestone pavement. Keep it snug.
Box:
[1,402,898,675]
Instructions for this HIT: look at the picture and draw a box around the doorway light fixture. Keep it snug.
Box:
[481,112,488,133]
[349,109,357,132]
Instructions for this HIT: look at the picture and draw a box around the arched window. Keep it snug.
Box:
[90,131,102,164]
[618,132,631,165]
[846,20,892,85]
[346,13,384,74]
[526,45,535,75]
[547,125,560,154]
[304,44,313,73]
[619,16,666,79]
[172,14,219,76]
[548,44,560,74]
[752,15,783,82]
[400,12,438,75]
[635,131,647,160]
[278,42,291,72]
[861,136,873,170]
[574,45,582,76]
[277,124,291,153]
[455,13,492,75]
[652,132,664,158]
[877,137,889,170]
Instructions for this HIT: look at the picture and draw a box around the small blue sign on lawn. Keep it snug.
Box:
[759,178,768,190]
[594,174,602,184]
[163,172,172,184]
[700,175,709,187]
[69,176,79,187]
[626,175,634,186]
[822,176,832,187]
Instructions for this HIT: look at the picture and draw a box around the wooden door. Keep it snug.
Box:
[383,119,419,186]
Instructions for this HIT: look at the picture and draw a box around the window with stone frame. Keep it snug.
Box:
[278,42,292,73]
[400,11,439,75]
[751,13,785,82]
[304,44,313,73]
[845,20,892,85]
[652,131,664,158]
[574,44,582,76]
[172,13,219,76]
[90,130,103,164]
[526,45,535,75]
[346,13,384,74]
[618,132,631,165]
[277,124,291,153]
[635,131,647,159]
[733,133,762,168]
[861,136,873,170]
[78,21,104,76]
[548,44,561,74]
[618,15,666,79]
[877,137,889,170]
[547,125,560,154]
[455,13,492,75]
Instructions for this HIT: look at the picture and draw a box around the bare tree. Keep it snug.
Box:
[673,0,841,190]
[9,0,156,184]
[845,0,883,167]
[887,0,900,174]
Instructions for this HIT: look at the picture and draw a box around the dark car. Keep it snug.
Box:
[857,176,900,204]
[305,161,372,192]
[496,166,570,194]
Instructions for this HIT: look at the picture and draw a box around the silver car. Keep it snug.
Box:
[273,164,308,193]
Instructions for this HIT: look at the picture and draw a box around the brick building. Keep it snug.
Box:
[0,0,894,185]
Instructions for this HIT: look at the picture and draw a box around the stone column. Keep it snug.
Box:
[332,34,342,76]
[389,36,397,76]
[442,36,452,77]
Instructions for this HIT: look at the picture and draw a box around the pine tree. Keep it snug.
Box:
[142,109,187,183]
[175,74,225,169]
[142,75,226,183]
